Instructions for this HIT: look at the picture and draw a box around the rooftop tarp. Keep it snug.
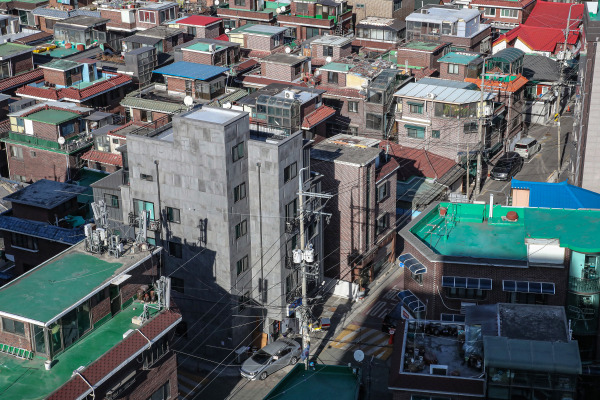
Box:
[483,336,581,375]
[153,61,228,81]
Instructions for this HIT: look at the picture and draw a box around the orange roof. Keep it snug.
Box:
[302,106,336,129]
[464,74,528,93]
[81,149,123,167]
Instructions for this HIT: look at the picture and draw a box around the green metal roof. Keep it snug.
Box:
[0,302,159,400]
[438,52,480,65]
[319,62,352,72]
[410,202,600,260]
[490,47,525,63]
[0,42,31,58]
[483,336,581,375]
[25,109,80,125]
[403,41,444,51]
[186,42,226,52]
[0,251,124,324]
[121,96,186,114]
[42,59,80,71]
[263,364,360,400]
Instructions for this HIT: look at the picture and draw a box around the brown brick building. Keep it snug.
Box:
[396,41,449,74]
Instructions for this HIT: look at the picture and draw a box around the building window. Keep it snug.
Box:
[133,199,155,218]
[323,46,334,57]
[285,198,298,221]
[440,314,465,323]
[188,26,197,36]
[356,3,365,8]
[349,125,358,135]
[11,232,38,251]
[502,280,555,294]
[408,102,424,114]
[104,194,119,208]
[284,162,297,183]
[306,27,319,39]
[232,142,245,162]
[366,113,382,130]
[236,255,249,276]
[327,71,338,84]
[406,125,425,139]
[432,130,440,139]
[112,138,119,145]
[2,317,25,336]
[507,292,548,305]
[393,0,402,11]
[376,182,388,202]
[464,122,478,134]
[500,8,518,18]
[296,2,309,15]
[140,173,153,181]
[171,277,184,293]
[235,220,247,239]
[166,207,181,223]
[234,182,247,202]
[9,146,22,159]
[376,213,389,236]
[483,7,496,17]
[140,109,153,122]
[448,63,459,74]
[348,101,358,113]
[442,276,492,300]
[168,241,182,258]
[147,381,170,400]
[411,270,423,285]
[30,150,36,158]
[138,10,156,24]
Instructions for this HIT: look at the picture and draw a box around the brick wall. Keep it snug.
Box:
[7,144,82,182]
[3,233,69,277]
[246,33,274,51]
[202,23,222,39]
[37,16,54,34]
[11,52,33,75]
[442,27,492,52]
[439,62,469,80]
[321,70,347,87]
[182,49,214,65]
[102,9,136,31]
[402,240,568,320]
[322,94,365,137]
[396,48,435,69]
[91,287,110,324]
[43,68,67,87]
[261,62,294,82]
[290,1,316,16]
[0,319,33,350]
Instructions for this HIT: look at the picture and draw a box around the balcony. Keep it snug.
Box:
[569,276,600,294]
[3,131,93,154]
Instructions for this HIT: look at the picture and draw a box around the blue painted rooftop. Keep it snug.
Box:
[0,215,85,245]
[153,62,229,81]
[511,179,600,209]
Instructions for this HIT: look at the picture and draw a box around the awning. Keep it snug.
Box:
[442,276,492,290]
[404,124,425,131]
[398,253,426,274]
[484,336,581,375]
[407,101,424,106]
[397,290,425,313]
[502,280,555,294]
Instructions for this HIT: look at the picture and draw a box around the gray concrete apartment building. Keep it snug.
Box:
[91,107,320,353]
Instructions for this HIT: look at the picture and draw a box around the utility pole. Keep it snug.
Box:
[475,57,489,196]
[466,142,470,200]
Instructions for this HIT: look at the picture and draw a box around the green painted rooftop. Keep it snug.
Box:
[42,59,80,71]
[263,364,360,400]
[0,42,31,58]
[319,62,352,72]
[403,41,444,51]
[0,302,158,400]
[25,109,80,125]
[0,250,126,324]
[186,42,226,52]
[438,52,480,65]
[410,202,600,260]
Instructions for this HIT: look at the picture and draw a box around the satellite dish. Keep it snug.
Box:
[214,0,219,5]
[285,46,291,54]
[184,96,194,107]
[58,136,66,145]
[225,28,230,33]
[223,102,232,109]
[353,349,364,362]
[326,56,332,63]
[276,6,282,13]
[314,70,321,76]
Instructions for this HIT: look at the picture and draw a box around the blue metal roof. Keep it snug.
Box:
[153,62,229,81]
[0,215,84,245]
[511,179,600,209]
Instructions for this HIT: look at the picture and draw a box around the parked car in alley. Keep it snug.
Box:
[514,137,541,159]
[490,152,524,181]
[240,338,301,380]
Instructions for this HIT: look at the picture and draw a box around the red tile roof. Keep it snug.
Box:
[215,33,230,41]
[494,25,579,52]
[379,141,456,180]
[376,157,400,183]
[17,74,132,102]
[0,68,43,93]
[524,1,584,30]
[233,59,259,73]
[81,149,123,167]
[301,105,336,129]
[178,15,222,26]
[13,31,53,45]
[320,85,362,99]
[465,74,528,93]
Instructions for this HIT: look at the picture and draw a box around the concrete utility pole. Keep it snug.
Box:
[475,57,489,196]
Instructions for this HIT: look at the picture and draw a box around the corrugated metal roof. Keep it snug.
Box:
[123,34,161,45]
[511,179,600,209]
[228,23,286,36]
[395,82,495,103]
[0,215,84,245]
[121,96,185,114]
[153,61,228,81]
[207,88,248,107]
[438,52,480,65]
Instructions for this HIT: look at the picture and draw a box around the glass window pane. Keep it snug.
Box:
[455,277,467,288]
[503,280,516,291]
[34,325,46,354]
[516,281,529,293]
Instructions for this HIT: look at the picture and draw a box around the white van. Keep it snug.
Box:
[514,137,541,159]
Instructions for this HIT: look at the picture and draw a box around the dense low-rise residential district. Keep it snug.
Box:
[0,0,599,399]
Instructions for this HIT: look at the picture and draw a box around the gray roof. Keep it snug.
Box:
[310,35,353,47]
[311,135,381,166]
[121,96,185,114]
[55,15,108,27]
[84,111,113,121]
[407,7,480,23]
[523,55,560,82]
[498,303,569,342]
[90,169,123,191]
[395,82,495,104]
[491,47,524,63]
[123,34,161,46]
[4,179,87,209]
[262,53,307,65]
[137,26,183,38]
[417,77,478,89]
[32,7,100,19]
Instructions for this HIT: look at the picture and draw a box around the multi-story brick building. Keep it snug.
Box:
[215,0,282,30]
[438,51,482,81]
[0,239,181,400]
[346,0,415,22]
[304,34,352,66]
[0,179,87,277]
[277,0,353,41]
[176,15,223,40]
[406,6,492,53]
[396,40,449,75]
[311,135,398,286]
[122,26,185,56]
[152,61,228,102]
[0,42,33,79]
[227,23,288,57]
[353,16,405,53]
[16,59,132,111]
[2,102,95,183]
[178,38,241,66]
[81,121,133,172]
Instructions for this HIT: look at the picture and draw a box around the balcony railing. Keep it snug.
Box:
[567,305,599,335]
[4,131,93,153]
[569,276,600,294]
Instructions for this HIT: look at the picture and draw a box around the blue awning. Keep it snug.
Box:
[442,276,492,290]
[397,290,425,313]
[398,253,426,274]
[503,280,555,294]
